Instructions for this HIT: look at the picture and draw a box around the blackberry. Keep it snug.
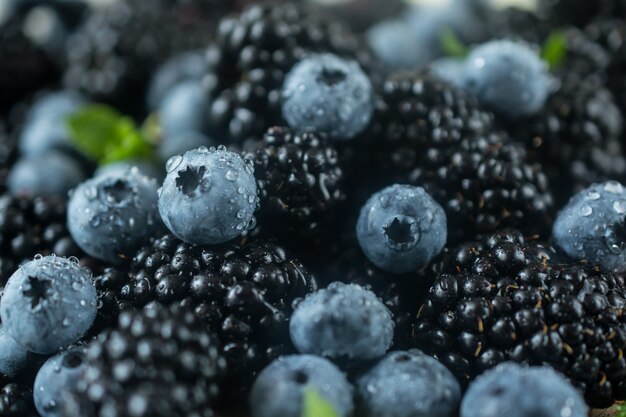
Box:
[0,382,38,417]
[412,229,626,408]
[0,195,91,286]
[584,19,626,117]
[366,73,554,243]
[116,234,317,397]
[64,304,225,417]
[507,74,626,205]
[62,0,217,115]
[245,126,346,246]
[0,18,58,117]
[205,2,376,142]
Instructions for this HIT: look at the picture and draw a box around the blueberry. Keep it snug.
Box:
[429,57,466,87]
[158,131,215,162]
[462,40,553,119]
[366,18,426,72]
[282,53,374,141]
[67,168,163,264]
[34,345,87,417]
[8,151,86,197]
[94,160,164,183]
[289,282,394,360]
[553,181,626,272]
[147,51,207,110]
[19,90,87,156]
[158,146,258,245]
[356,350,461,417]
[356,184,447,274]
[0,256,97,354]
[460,362,588,417]
[0,325,42,379]
[159,80,209,136]
[250,354,354,417]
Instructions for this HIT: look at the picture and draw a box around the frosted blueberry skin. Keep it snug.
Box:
[67,168,163,264]
[0,325,44,379]
[357,184,447,274]
[289,282,394,360]
[0,256,97,355]
[282,53,374,141]
[158,79,209,136]
[553,181,626,273]
[250,354,354,417]
[8,151,86,197]
[461,362,588,417]
[462,40,553,119]
[94,160,164,183]
[158,146,258,245]
[356,350,461,417]
[34,345,88,417]
[158,131,214,162]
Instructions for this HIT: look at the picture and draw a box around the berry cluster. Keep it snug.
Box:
[1,1,626,417]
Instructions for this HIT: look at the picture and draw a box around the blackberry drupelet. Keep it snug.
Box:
[0,195,89,286]
[63,0,217,115]
[507,74,626,205]
[204,2,376,142]
[0,18,58,117]
[64,304,225,417]
[412,229,626,408]
[366,73,554,243]
[119,234,318,398]
[245,126,346,245]
[0,382,38,417]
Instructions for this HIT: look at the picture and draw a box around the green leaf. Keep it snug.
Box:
[302,388,340,417]
[440,27,469,59]
[617,403,626,417]
[66,104,155,166]
[541,31,567,71]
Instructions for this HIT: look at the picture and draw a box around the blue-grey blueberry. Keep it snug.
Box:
[8,151,86,197]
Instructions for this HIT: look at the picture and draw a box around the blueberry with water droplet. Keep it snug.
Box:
[34,345,87,417]
[356,350,461,417]
[250,355,354,417]
[158,147,258,245]
[357,184,447,274]
[289,282,394,360]
[67,169,163,264]
[460,362,587,417]
[282,53,374,141]
[553,181,626,272]
[461,40,553,119]
[0,256,97,354]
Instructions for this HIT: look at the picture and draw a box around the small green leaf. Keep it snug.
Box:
[66,104,155,166]
[541,31,567,71]
[617,403,626,417]
[302,388,340,417]
[440,27,469,59]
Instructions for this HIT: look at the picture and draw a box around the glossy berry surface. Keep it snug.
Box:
[0,256,97,354]
[357,184,447,274]
[290,282,394,360]
[158,146,259,245]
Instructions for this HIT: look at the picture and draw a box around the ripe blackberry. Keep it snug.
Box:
[0,195,90,286]
[507,75,626,205]
[63,0,217,115]
[64,304,225,417]
[205,2,376,142]
[366,73,554,243]
[0,382,38,417]
[117,234,317,398]
[0,18,58,117]
[245,126,346,246]
[412,229,626,408]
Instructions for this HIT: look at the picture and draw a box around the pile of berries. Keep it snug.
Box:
[1,1,626,417]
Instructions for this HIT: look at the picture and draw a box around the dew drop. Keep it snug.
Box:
[580,205,593,217]
[614,200,626,214]
[587,191,601,200]
[165,155,183,173]
[604,181,623,194]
